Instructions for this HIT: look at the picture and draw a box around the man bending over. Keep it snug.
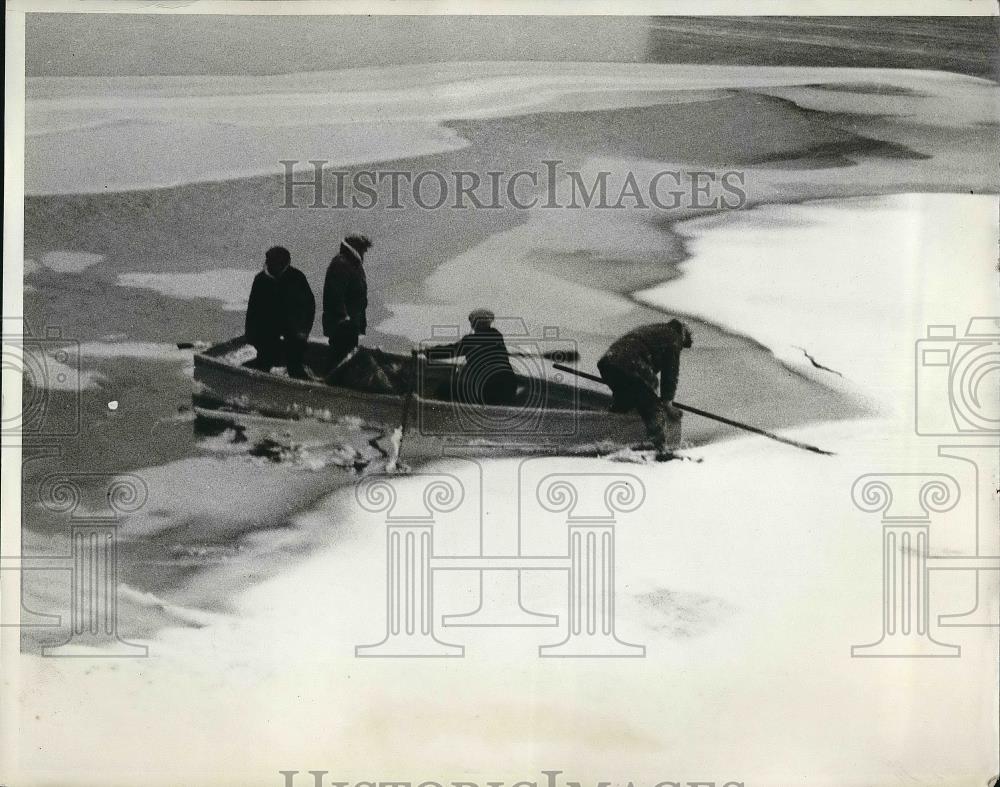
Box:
[597,319,693,455]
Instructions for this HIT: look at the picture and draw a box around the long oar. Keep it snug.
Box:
[515,349,580,361]
[424,348,578,363]
[552,363,835,456]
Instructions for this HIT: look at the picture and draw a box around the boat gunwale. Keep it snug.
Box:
[193,338,608,417]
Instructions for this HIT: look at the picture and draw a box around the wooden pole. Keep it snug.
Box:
[391,350,420,469]
[551,363,835,456]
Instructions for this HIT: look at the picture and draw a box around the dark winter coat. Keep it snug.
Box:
[598,323,687,400]
[244,266,315,344]
[438,327,517,404]
[452,328,516,381]
[322,245,368,337]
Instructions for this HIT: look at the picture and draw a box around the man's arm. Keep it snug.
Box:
[245,275,263,341]
[659,344,681,401]
[419,336,465,361]
[296,272,316,338]
[357,269,368,335]
[451,336,471,357]
[322,262,348,335]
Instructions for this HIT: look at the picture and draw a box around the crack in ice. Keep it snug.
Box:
[794,345,844,378]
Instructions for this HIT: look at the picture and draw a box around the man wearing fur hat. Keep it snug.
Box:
[597,319,693,454]
[323,233,372,370]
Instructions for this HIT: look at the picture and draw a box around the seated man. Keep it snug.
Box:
[428,308,517,406]
[597,319,693,454]
[244,245,315,379]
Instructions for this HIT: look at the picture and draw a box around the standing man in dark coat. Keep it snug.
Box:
[244,245,315,379]
[597,319,693,454]
[323,234,372,371]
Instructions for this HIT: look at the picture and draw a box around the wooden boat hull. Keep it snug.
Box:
[193,337,680,450]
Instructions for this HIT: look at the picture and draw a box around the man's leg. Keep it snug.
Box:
[634,390,668,453]
[327,324,360,375]
[597,360,636,413]
[284,336,308,379]
[246,336,280,372]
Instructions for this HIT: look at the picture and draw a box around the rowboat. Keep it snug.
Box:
[192,336,681,450]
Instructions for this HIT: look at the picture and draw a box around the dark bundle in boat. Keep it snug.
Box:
[325,348,411,395]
